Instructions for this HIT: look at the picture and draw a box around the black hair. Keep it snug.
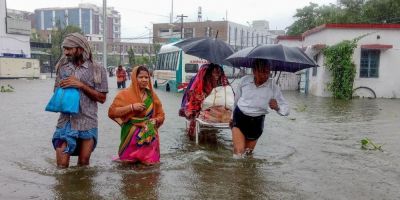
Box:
[136,65,149,77]
[203,63,225,91]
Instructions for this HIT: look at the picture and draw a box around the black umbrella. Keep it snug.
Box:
[225,44,317,73]
[173,37,234,66]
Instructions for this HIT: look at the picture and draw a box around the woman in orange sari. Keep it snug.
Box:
[108,66,165,164]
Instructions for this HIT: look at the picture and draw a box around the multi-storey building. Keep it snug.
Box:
[86,35,153,65]
[34,3,121,42]
[153,20,284,50]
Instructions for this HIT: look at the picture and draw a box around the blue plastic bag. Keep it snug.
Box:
[45,87,80,114]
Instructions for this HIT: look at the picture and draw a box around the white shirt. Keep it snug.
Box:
[234,75,289,117]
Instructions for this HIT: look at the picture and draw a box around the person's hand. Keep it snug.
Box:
[269,99,279,111]
[150,118,159,128]
[132,103,146,112]
[229,119,233,129]
[59,76,84,89]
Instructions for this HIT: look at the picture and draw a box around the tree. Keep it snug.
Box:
[50,23,82,64]
[107,55,119,67]
[127,47,135,66]
[152,43,161,55]
[362,0,400,23]
[286,0,400,35]
[287,0,400,35]
[337,0,364,23]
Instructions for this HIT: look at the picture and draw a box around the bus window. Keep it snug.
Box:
[185,64,198,73]
[167,53,172,70]
[172,52,179,70]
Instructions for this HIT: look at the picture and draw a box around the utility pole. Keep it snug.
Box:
[102,0,107,69]
[145,26,152,68]
[170,0,174,23]
[177,14,187,39]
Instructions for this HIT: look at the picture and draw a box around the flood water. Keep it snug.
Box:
[0,77,400,200]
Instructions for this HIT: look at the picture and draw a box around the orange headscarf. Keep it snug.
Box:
[108,66,165,126]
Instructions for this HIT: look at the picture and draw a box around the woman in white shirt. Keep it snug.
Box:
[231,60,289,157]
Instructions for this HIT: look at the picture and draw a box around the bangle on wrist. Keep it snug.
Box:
[130,104,134,111]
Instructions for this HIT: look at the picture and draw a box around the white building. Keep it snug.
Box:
[276,35,303,47]
[303,24,400,98]
[0,0,31,58]
[278,24,400,98]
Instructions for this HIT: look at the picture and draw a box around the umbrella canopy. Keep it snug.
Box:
[173,37,234,66]
[225,44,318,73]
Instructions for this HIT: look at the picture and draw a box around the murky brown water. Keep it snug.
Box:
[1,77,400,199]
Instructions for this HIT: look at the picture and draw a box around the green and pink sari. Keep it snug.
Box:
[117,92,160,164]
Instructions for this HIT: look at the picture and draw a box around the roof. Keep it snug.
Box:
[361,44,393,50]
[276,35,303,41]
[303,23,400,37]
[158,41,182,53]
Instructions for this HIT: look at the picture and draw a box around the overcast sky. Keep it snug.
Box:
[7,0,337,42]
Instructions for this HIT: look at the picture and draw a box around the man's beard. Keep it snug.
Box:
[67,54,84,65]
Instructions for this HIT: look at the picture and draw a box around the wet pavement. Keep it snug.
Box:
[0,77,400,199]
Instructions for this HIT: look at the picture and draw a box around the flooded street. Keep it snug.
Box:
[1,77,400,200]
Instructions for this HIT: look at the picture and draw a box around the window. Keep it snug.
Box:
[185,64,198,73]
[184,28,194,38]
[205,27,212,37]
[228,26,231,44]
[246,31,249,47]
[312,54,319,76]
[256,34,259,45]
[252,32,254,46]
[360,49,380,78]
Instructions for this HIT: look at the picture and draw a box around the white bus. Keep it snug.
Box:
[153,41,209,92]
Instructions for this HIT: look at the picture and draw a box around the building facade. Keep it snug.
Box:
[0,0,31,58]
[278,24,400,98]
[34,3,121,42]
[153,20,284,50]
[87,35,152,65]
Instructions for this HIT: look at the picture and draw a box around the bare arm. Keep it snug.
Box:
[108,103,145,118]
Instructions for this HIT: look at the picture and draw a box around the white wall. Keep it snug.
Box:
[0,0,31,58]
[276,39,304,91]
[278,39,302,47]
[303,28,400,98]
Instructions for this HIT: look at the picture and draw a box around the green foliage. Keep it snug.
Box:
[127,47,135,66]
[152,43,161,54]
[50,22,83,64]
[323,39,358,100]
[0,84,14,92]
[135,56,149,65]
[286,3,320,35]
[362,0,400,23]
[30,32,45,43]
[361,138,383,151]
[286,0,400,35]
[107,55,119,67]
